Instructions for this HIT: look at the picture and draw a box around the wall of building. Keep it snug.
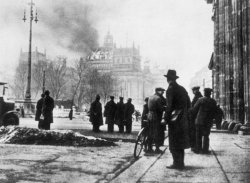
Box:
[207,0,250,124]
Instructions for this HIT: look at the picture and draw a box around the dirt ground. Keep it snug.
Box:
[0,141,135,183]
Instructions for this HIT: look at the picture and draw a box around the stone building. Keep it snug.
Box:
[206,0,250,124]
[86,32,162,108]
[19,47,47,64]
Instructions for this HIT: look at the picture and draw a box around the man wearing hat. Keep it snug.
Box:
[189,86,203,151]
[124,98,135,133]
[115,97,125,133]
[42,90,54,130]
[104,96,117,132]
[164,70,191,169]
[147,87,166,153]
[191,88,217,154]
[89,94,103,132]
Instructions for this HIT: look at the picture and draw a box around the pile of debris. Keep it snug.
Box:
[0,126,116,147]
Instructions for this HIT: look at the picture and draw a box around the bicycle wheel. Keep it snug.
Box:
[134,128,146,158]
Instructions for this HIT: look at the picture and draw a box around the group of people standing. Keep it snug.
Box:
[89,95,135,133]
[35,90,54,130]
[141,69,221,170]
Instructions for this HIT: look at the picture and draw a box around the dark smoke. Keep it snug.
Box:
[39,0,98,56]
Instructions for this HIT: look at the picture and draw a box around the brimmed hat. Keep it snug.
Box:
[119,97,124,100]
[155,87,165,92]
[164,70,179,79]
[110,96,114,100]
[192,86,200,91]
[204,88,213,93]
[144,97,149,102]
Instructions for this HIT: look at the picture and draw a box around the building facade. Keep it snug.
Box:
[206,0,250,124]
[86,32,163,109]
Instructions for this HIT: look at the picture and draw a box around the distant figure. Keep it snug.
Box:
[20,106,25,118]
[164,70,191,169]
[115,97,125,133]
[124,98,135,133]
[104,96,117,133]
[141,97,149,128]
[42,90,54,130]
[35,93,45,129]
[89,95,103,133]
[214,105,224,130]
[69,107,73,120]
[147,88,165,153]
[189,86,203,152]
[192,88,217,154]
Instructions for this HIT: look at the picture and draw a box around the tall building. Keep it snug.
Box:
[86,32,163,108]
[19,47,47,64]
[206,0,250,124]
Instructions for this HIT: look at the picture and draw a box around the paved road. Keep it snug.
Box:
[111,132,250,183]
[19,117,142,132]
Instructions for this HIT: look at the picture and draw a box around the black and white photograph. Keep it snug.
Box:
[0,0,250,182]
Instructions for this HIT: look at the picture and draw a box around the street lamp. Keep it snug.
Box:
[23,0,38,100]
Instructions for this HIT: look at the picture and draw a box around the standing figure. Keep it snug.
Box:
[141,97,149,128]
[147,88,165,153]
[89,95,103,133]
[69,107,73,120]
[192,88,217,154]
[115,97,125,133]
[42,90,54,130]
[189,86,203,151]
[214,105,224,130]
[124,98,135,133]
[104,96,117,132]
[164,70,191,169]
[35,93,45,129]
[20,106,25,118]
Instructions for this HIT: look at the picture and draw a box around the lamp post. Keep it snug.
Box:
[23,0,38,100]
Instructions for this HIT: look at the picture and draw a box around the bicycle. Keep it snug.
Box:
[134,121,167,158]
[133,125,148,158]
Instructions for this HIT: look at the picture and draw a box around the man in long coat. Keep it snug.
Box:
[35,93,45,129]
[189,86,203,151]
[164,70,191,169]
[42,90,54,130]
[104,96,117,132]
[141,97,149,128]
[115,97,125,133]
[147,88,165,153]
[89,94,103,133]
[191,88,217,154]
[124,98,135,133]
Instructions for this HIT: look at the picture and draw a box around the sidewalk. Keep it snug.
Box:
[112,132,250,183]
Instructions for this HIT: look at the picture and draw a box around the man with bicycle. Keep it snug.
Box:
[147,87,166,154]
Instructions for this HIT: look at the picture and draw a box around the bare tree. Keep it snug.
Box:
[32,60,48,98]
[46,57,67,99]
[99,72,117,103]
[12,61,28,99]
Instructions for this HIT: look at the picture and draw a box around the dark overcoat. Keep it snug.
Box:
[189,92,203,148]
[148,93,165,144]
[89,100,103,126]
[42,95,54,124]
[192,96,217,128]
[35,97,43,121]
[165,81,191,150]
[104,100,117,124]
[141,103,149,127]
[124,102,135,125]
[115,101,125,126]
[191,92,203,107]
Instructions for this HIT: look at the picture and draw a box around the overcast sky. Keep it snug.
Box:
[0,0,214,89]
